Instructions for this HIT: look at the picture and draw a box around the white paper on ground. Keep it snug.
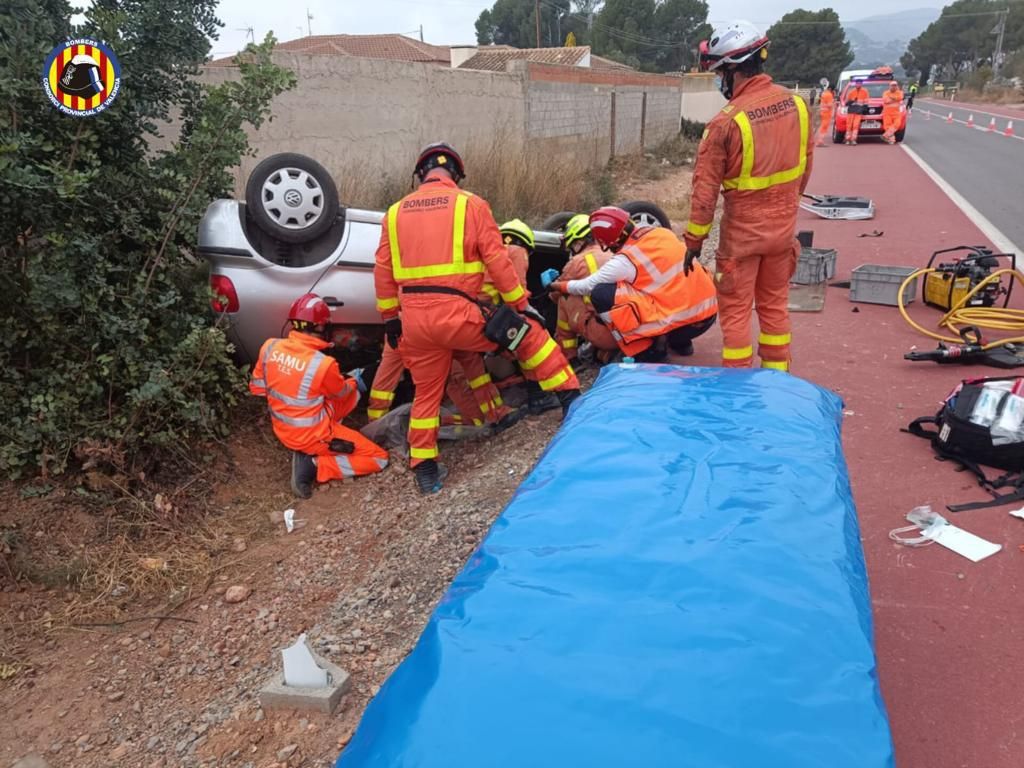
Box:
[282,508,306,533]
[922,521,1002,562]
[282,633,329,688]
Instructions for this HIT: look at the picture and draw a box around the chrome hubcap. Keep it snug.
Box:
[262,167,324,230]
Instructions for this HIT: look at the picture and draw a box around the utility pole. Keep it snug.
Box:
[419,24,424,43]
[535,0,541,48]
[306,8,314,37]
[992,9,1009,77]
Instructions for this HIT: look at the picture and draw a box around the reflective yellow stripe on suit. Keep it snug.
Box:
[388,193,485,280]
[722,96,809,191]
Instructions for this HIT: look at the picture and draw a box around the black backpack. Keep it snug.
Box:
[907,376,1024,511]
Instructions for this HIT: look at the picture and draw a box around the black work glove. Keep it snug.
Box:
[328,438,355,455]
[384,318,402,349]
[684,248,701,276]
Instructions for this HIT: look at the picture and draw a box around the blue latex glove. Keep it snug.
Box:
[540,268,560,289]
[347,368,367,395]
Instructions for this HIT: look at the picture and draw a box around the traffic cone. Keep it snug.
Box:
[988,117,996,132]
[1006,121,1015,137]
[947,112,954,123]
[967,114,975,127]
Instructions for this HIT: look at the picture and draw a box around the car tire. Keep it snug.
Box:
[832,129,846,144]
[540,211,577,231]
[620,200,671,228]
[894,129,905,143]
[245,153,339,244]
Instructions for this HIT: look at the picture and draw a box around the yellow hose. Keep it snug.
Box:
[898,267,1024,350]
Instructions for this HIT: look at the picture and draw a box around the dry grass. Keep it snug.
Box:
[950,87,1024,106]
[333,133,606,227]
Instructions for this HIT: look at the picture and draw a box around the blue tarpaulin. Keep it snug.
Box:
[337,365,895,768]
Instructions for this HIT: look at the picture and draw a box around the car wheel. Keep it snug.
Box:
[620,200,671,228]
[245,153,339,244]
[540,211,577,231]
[894,129,905,143]
[832,129,845,144]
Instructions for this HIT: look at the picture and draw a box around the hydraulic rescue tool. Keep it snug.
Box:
[899,246,1024,368]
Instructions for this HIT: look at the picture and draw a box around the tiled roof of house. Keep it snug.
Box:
[590,54,636,72]
[208,34,450,66]
[458,46,591,72]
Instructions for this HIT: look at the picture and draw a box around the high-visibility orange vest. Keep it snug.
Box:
[608,229,718,344]
[379,181,525,307]
[250,334,355,452]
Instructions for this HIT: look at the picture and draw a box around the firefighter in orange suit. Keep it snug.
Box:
[881,80,904,144]
[686,21,813,371]
[374,142,580,494]
[845,79,870,145]
[547,207,718,361]
[548,214,617,361]
[249,293,389,499]
[816,84,835,146]
[366,344,515,428]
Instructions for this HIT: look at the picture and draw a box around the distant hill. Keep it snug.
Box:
[843,8,941,73]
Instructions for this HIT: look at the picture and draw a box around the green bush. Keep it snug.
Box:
[0,1,296,478]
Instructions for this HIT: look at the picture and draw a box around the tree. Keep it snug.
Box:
[0,0,296,478]
[902,0,1024,82]
[765,9,854,86]
[475,0,572,47]
[591,0,709,72]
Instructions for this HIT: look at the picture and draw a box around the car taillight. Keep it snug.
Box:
[210,274,239,313]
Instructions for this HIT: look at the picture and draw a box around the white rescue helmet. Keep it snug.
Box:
[699,20,769,72]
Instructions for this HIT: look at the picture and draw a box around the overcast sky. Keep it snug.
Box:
[209,0,942,57]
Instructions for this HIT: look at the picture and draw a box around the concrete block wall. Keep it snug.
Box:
[680,73,726,123]
[195,53,527,196]
[181,55,684,199]
[526,81,610,143]
[613,88,644,156]
[524,64,683,161]
[645,89,683,147]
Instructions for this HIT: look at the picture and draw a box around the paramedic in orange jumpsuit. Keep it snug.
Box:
[845,79,870,145]
[249,293,389,499]
[816,85,835,146]
[881,80,904,144]
[374,142,580,494]
[549,207,718,361]
[686,21,813,370]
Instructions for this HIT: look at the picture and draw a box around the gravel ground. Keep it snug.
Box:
[2,159,703,768]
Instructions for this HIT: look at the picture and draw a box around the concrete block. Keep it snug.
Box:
[259,655,351,715]
[12,756,51,768]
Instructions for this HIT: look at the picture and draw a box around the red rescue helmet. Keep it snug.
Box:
[287,292,331,326]
[588,206,634,252]
[414,142,465,182]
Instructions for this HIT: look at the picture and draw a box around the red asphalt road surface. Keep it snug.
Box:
[685,140,1023,767]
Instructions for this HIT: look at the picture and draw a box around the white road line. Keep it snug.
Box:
[918,99,1024,122]
[916,109,1023,142]
[901,144,1023,256]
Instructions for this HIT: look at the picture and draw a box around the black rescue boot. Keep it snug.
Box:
[491,406,528,436]
[526,380,561,416]
[557,389,582,417]
[290,452,316,499]
[414,459,448,495]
